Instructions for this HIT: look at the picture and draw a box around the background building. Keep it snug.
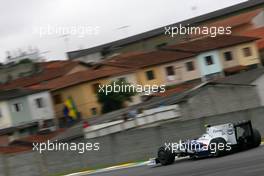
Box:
[67,1,264,63]
[0,89,55,143]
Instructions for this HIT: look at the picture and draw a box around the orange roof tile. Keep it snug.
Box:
[31,66,136,91]
[206,9,262,29]
[153,82,200,97]
[0,146,32,154]
[241,27,264,49]
[0,129,65,154]
[0,61,82,90]
[104,50,196,68]
[224,66,248,73]
[166,35,259,53]
[39,60,80,69]
[16,129,65,144]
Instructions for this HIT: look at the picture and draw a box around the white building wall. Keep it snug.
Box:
[0,101,13,129]
[160,57,202,86]
[27,91,55,121]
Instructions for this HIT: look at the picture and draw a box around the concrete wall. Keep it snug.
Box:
[84,105,181,139]
[0,152,47,176]
[253,74,264,106]
[180,84,261,120]
[1,107,264,176]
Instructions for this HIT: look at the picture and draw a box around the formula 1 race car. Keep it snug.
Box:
[150,120,261,166]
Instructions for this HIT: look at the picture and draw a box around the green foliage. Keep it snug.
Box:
[97,80,137,113]
[18,58,32,64]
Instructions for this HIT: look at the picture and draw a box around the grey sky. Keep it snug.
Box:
[0,0,246,62]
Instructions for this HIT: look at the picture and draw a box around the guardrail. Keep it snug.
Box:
[84,104,181,139]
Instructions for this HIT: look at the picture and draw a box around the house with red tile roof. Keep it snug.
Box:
[30,65,140,122]
[24,50,199,122]
[0,60,89,91]
[0,88,56,146]
[103,35,261,85]
[0,128,65,153]
[67,1,263,63]
[164,35,261,79]
[104,50,200,86]
[190,9,264,39]
[241,26,264,63]
[1,36,260,126]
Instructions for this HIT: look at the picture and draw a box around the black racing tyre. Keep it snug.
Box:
[252,128,261,147]
[209,138,227,157]
[157,146,175,165]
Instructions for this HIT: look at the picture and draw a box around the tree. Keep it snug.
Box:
[18,58,32,64]
[97,80,137,113]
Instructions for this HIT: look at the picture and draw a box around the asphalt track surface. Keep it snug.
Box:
[88,146,264,176]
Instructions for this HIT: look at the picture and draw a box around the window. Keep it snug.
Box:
[53,94,62,104]
[92,83,100,94]
[185,61,195,71]
[156,42,167,48]
[243,47,252,57]
[118,77,126,82]
[35,98,45,108]
[146,70,155,80]
[13,103,23,112]
[165,66,175,76]
[205,56,214,65]
[91,107,97,115]
[223,51,233,61]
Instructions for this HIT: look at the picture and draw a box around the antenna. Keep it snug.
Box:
[116,25,130,38]
[59,34,70,52]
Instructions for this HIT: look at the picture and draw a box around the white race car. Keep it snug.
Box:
[151,120,261,166]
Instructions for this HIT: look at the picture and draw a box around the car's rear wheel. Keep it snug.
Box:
[157,146,175,165]
[252,128,261,147]
[209,138,227,157]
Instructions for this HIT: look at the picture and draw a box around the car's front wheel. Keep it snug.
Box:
[157,146,175,165]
